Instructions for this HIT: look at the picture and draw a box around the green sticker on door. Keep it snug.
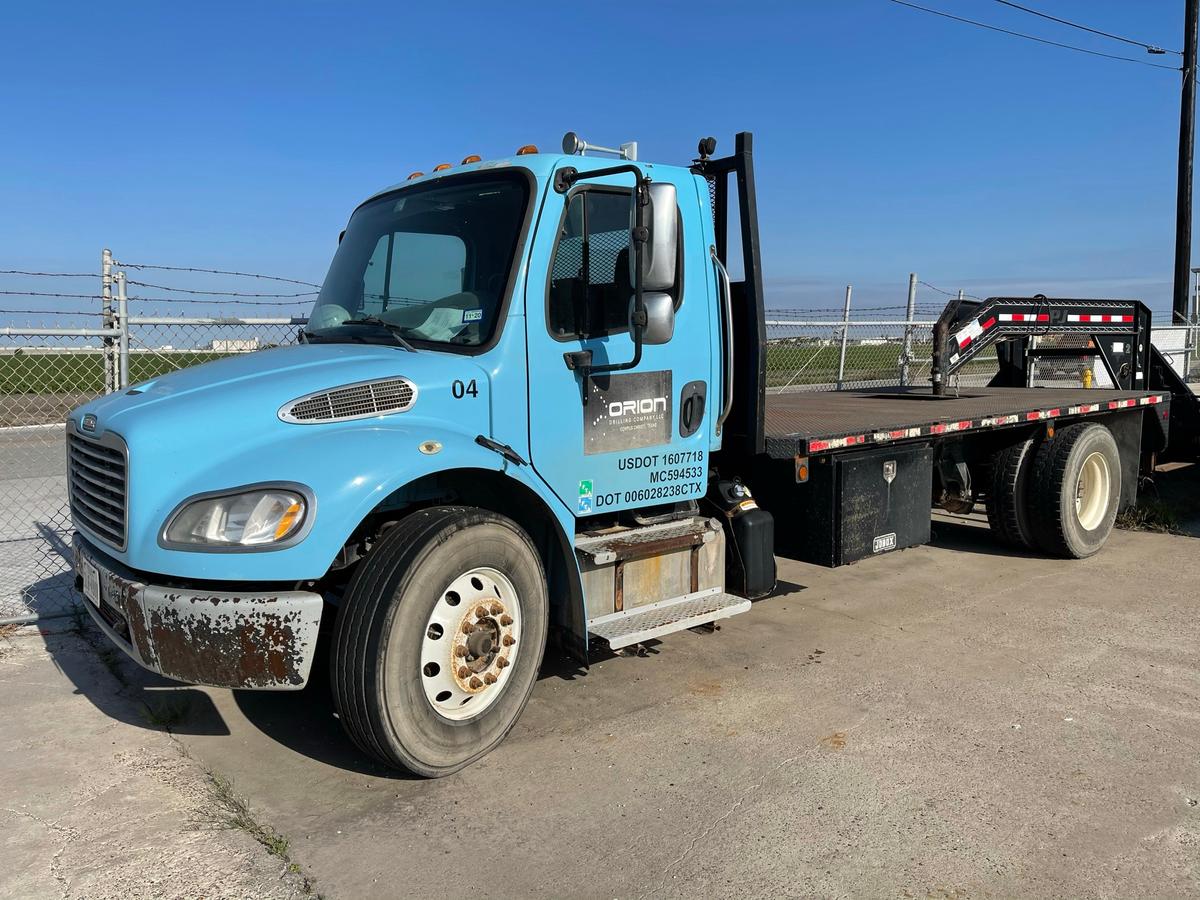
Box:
[578,479,593,514]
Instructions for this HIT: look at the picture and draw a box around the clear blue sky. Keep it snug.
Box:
[1,1,1192,317]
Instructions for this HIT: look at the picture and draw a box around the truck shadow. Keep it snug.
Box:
[928,517,1041,558]
[32,598,231,738]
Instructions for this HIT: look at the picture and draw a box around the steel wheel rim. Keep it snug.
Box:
[420,566,521,721]
[1075,451,1110,531]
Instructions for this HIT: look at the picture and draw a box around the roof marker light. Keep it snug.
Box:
[433,163,452,171]
[516,144,538,155]
[407,172,424,180]
[461,154,481,164]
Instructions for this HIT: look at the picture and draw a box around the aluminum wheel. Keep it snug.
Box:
[419,566,521,721]
[1075,450,1111,531]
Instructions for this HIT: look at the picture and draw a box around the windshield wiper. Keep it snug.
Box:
[340,316,417,352]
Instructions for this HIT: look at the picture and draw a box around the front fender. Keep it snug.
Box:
[124,421,578,587]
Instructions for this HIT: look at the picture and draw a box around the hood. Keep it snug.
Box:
[72,343,487,441]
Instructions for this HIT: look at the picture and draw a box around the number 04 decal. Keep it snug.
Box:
[452,378,479,399]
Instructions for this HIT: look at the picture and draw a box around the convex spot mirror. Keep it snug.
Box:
[628,182,678,293]
[630,292,675,345]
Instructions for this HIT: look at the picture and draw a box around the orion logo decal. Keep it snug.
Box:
[607,397,668,418]
[584,371,673,455]
[81,414,97,433]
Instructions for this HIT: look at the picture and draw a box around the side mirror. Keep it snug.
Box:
[631,292,675,345]
[629,182,677,292]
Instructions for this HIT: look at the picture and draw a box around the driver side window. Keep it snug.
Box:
[547,190,633,341]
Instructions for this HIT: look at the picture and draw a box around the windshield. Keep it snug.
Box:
[307,171,530,349]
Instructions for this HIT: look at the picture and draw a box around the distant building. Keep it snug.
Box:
[211,338,260,352]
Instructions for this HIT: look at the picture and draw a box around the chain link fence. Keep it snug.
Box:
[2,256,1193,623]
[1,254,311,623]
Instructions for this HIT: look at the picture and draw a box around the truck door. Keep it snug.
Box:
[525,169,716,518]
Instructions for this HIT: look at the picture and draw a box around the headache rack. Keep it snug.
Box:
[931,295,1152,393]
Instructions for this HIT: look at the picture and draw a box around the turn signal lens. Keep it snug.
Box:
[407,171,424,180]
[461,154,481,164]
[274,500,304,540]
[516,144,538,155]
[433,163,452,171]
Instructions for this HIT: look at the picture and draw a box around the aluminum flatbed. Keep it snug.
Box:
[763,386,1169,458]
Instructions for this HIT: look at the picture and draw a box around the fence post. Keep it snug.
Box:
[115,271,129,389]
[101,248,115,394]
[836,284,852,390]
[900,272,917,386]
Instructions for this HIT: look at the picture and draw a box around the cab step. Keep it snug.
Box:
[587,587,751,650]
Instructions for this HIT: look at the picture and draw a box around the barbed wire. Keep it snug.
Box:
[918,280,985,301]
[0,308,102,316]
[115,261,322,288]
[128,295,311,307]
[0,290,104,299]
[0,269,96,278]
[126,279,318,298]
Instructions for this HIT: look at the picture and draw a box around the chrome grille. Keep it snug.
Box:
[67,427,128,550]
[280,378,417,424]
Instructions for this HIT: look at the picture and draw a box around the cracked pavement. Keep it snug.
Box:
[5,515,1200,898]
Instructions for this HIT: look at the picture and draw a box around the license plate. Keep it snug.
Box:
[80,557,102,608]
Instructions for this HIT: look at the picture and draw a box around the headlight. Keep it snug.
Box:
[163,488,309,548]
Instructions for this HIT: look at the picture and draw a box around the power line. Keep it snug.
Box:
[992,0,1179,56]
[115,261,321,288]
[886,0,1182,70]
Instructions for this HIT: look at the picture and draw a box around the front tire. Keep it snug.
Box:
[330,506,548,777]
[1029,423,1121,559]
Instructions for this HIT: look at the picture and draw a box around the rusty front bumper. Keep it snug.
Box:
[72,534,322,690]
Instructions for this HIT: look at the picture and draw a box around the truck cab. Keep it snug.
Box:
[69,136,759,776]
[68,133,1169,776]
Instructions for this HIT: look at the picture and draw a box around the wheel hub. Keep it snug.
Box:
[420,567,521,719]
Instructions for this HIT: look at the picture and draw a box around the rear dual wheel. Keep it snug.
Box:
[986,423,1121,559]
[331,506,548,777]
[1029,423,1121,559]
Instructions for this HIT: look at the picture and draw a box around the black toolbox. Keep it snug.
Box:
[768,443,933,567]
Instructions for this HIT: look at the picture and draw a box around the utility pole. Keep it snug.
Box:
[1174,0,1200,323]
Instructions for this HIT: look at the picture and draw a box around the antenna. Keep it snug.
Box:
[561,131,638,161]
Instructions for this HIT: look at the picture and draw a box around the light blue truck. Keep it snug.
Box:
[68,132,1171,775]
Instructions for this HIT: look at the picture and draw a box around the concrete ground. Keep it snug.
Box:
[0,617,313,899]
[4,514,1198,899]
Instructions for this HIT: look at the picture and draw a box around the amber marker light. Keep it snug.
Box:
[274,500,305,541]
[461,154,481,164]
[515,144,538,155]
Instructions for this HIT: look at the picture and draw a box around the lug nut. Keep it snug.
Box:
[461,622,473,634]
[502,635,515,646]
[455,645,468,658]
[497,657,510,669]
[500,614,513,626]
[458,666,470,679]
[469,676,483,689]
[490,602,503,615]
[475,606,490,619]
[484,673,497,685]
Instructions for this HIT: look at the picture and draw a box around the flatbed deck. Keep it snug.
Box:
[763,386,1168,458]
